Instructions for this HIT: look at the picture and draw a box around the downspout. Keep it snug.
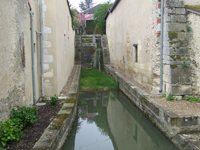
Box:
[30,11,36,105]
[39,0,44,96]
[159,0,164,93]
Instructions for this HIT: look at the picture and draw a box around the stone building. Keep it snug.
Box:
[105,0,200,95]
[0,0,75,121]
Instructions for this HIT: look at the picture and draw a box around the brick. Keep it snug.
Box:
[156,31,160,37]
[158,3,161,8]
[157,17,161,24]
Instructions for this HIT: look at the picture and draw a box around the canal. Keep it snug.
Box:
[62,90,178,150]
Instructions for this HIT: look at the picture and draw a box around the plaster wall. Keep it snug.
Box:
[0,0,41,121]
[187,13,200,95]
[106,0,161,93]
[43,0,75,96]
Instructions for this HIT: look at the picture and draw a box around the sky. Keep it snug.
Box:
[69,0,114,11]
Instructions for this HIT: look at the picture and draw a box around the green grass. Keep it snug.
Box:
[79,68,118,91]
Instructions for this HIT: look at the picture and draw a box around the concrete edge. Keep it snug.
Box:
[32,65,81,150]
[105,65,200,149]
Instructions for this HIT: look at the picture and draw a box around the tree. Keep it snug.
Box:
[79,0,94,12]
[93,3,113,34]
[74,12,93,28]
[71,8,81,29]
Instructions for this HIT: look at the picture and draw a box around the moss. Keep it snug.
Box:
[66,99,75,103]
[181,29,185,32]
[169,40,183,45]
[168,31,178,40]
[170,65,178,69]
[185,5,200,13]
[170,55,182,61]
[55,114,69,120]
[62,107,73,110]
[49,120,64,130]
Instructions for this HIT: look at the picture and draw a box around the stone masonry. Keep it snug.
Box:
[163,0,192,95]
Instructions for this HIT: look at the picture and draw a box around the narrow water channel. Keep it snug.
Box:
[62,90,178,150]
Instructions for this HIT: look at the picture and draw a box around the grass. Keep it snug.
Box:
[79,68,118,91]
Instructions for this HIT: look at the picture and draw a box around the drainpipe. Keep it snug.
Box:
[159,0,164,93]
[30,11,36,105]
[39,0,44,96]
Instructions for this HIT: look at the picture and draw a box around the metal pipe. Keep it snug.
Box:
[30,11,36,105]
[159,0,164,93]
[39,0,44,96]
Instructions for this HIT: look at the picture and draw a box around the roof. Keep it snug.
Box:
[83,4,101,14]
[104,0,121,20]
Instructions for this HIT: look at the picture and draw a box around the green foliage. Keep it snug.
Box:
[79,68,118,90]
[183,95,200,103]
[0,119,23,146]
[182,60,187,68]
[50,94,59,106]
[40,96,47,101]
[93,3,113,34]
[79,100,87,105]
[161,93,166,98]
[166,93,175,101]
[186,25,191,32]
[86,20,96,34]
[71,8,81,29]
[11,106,38,127]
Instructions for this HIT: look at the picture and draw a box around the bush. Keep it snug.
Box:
[11,106,38,127]
[50,94,59,106]
[0,119,23,146]
[166,93,175,101]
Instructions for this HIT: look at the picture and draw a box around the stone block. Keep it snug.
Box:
[177,15,186,22]
[181,85,192,95]
[167,23,187,32]
[43,41,51,47]
[165,0,184,8]
[43,49,48,54]
[169,47,189,55]
[44,69,53,78]
[175,8,186,15]
[44,55,53,63]
[43,26,51,34]
[171,85,181,95]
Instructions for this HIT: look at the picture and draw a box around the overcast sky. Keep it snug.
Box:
[69,0,114,11]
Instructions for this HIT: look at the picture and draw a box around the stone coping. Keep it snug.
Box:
[105,65,200,148]
[32,65,81,150]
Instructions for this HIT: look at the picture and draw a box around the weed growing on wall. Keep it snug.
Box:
[182,60,187,68]
[161,93,166,98]
[186,25,191,32]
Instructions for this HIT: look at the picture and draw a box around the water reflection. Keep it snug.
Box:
[62,90,178,150]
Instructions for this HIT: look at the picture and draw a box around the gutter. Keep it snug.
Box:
[39,0,44,96]
[30,11,36,105]
[104,0,121,20]
[159,0,164,92]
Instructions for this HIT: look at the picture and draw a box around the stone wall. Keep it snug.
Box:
[187,11,200,95]
[106,0,161,94]
[162,0,192,95]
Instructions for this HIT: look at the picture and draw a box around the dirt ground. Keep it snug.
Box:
[5,66,77,150]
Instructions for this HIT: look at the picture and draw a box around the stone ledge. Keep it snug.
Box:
[32,65,81,150]
[105,65,200,149]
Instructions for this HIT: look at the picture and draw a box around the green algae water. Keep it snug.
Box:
[62,90,178,150]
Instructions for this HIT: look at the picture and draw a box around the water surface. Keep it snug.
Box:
[62,90,178,150]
